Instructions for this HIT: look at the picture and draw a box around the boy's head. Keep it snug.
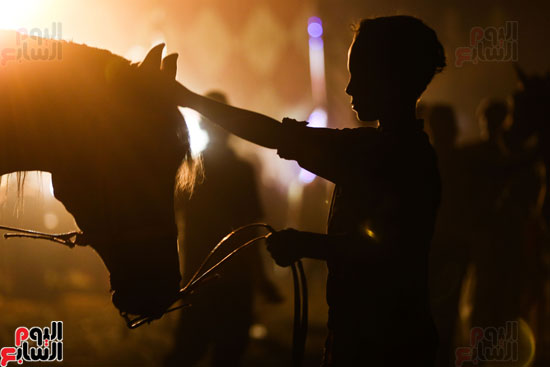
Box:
[346,16,446,122]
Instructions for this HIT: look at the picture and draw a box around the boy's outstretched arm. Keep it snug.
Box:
[177,82,282,149]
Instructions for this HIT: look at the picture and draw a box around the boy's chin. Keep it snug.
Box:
[355,109,379,123]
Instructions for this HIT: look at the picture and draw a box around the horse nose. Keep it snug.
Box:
[109,263,181,319]
[111,281,180,319]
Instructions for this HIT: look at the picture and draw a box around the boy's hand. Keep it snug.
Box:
[266,228,304,267]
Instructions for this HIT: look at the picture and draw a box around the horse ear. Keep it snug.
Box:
[513,63,528,86]
[139,43,165,71]
[161,53,178,79]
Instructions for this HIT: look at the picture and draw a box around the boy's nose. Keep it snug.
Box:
[345,82,352,96]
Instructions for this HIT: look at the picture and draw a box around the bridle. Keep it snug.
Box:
[0,222,309,367]
[0,225,84,248]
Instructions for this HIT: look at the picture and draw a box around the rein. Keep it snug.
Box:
[0,222,309,366]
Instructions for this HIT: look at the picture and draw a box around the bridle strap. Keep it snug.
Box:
[0,224,177,248]
[0,225,84,248]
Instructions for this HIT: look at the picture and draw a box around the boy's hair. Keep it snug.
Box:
[353,16,446,97]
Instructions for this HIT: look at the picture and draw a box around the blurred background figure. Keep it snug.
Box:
[428,99,543,366]
[165,91,282,367]
[468,98,540,334]
[427,104,472,367]
[504,68,550,363]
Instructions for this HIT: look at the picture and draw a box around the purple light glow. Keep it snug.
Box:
[308,16,323,38]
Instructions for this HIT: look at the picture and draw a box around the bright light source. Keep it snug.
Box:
[307,107,328,128]
[249,323,268,340]
[179,107,209,156]
[125,45,147,63]
[0,0,42,30]
[307,17,326,106]
[364,227,376,240]
[307,17,323,38]
[309,38,325,82]
[298,169,316,184]
[49,178,54,196]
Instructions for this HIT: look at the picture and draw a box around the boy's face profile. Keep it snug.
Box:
[345,39,388,123]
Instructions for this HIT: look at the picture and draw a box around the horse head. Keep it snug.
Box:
[0,32,198,324]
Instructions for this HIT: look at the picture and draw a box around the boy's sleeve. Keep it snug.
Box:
[276,118,379,184]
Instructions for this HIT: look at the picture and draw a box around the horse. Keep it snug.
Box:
[0,30,198,325]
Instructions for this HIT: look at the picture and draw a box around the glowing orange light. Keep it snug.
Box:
[365,227,376,239]
[0,0,43,30]
[519,318,535,367]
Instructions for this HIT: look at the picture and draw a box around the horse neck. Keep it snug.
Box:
[0,117,57,176]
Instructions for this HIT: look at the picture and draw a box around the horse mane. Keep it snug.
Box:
[0,30,199,202]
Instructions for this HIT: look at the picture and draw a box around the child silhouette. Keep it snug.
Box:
[177,15,446,366]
